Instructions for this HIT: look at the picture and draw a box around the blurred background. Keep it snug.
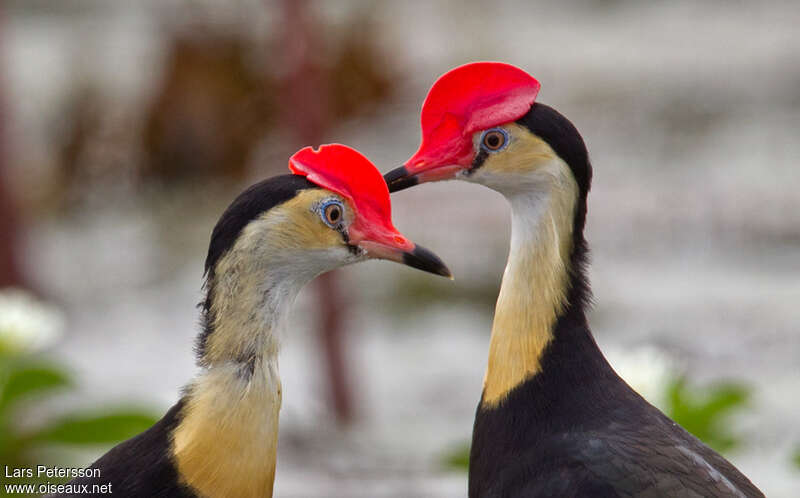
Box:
[1,0,798,496]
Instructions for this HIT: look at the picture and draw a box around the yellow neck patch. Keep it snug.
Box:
[481,143,578,408]
[173,189,351,498]
[173,359,281,498]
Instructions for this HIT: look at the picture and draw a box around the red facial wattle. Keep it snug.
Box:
[289,144,413,251]
[405,62,541,175]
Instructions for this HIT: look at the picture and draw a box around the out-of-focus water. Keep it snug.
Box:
[7,0,800,496]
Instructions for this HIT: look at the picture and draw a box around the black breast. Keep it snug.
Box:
[49,401,197,498]
[468,309,763,498]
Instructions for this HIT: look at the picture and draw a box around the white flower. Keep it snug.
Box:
[0,288,65,354]
[605,345,680,410]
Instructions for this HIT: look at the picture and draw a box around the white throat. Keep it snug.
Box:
[173,249,326,498]
[481,157,578,406]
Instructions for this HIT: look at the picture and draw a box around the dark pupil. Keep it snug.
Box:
[486,132,502,149]
[327,206,340,222]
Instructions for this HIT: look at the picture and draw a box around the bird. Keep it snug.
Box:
[385,62,763,497]
[52,144,451,498]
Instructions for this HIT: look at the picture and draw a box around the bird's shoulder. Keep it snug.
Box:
[509,412,762,498]
[49,401,196,498]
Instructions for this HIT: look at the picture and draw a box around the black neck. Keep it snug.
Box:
[469,196,624,494]
[502,198,615,405]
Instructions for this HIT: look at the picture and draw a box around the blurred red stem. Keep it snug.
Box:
[278,0,355,425]
[0,4,25,289]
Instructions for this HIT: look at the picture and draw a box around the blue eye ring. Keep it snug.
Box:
[480,128,509,153]
[319,199,345,228]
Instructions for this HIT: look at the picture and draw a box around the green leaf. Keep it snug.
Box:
[665,376,750,454]
[441,441,471,472]
[30,410,159,446]
[0,364,71,411]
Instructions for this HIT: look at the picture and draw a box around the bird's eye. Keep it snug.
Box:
[481,128,509,152]
[320,200,344,227]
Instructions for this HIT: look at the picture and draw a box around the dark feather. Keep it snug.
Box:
[196,174,316,361]
[468,104,762,498]
[51,175,319,497]
[48,401,197,498]
[203,174,316,278]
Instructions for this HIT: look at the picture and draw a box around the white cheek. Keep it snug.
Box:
[276,246,362,279]
[464,167,529,193]
[469,158,566,198]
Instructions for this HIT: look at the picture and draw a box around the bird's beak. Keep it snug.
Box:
[384,162,463,193]
[350,227,452,279]
[359,240,452,278]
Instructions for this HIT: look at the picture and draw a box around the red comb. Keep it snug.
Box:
[289,144,411,250]
[407,62,540,169]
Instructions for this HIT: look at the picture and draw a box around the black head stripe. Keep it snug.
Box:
[466,148,489,176]
[198,174,316,365]
[204,174,316,277]
[516,103,592,196]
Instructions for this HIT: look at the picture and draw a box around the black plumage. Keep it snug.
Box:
[49,175,315,498]
[203,174,315,277]
[197,174,314,361]
[468,104,762,497]
[48,401,195,497]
